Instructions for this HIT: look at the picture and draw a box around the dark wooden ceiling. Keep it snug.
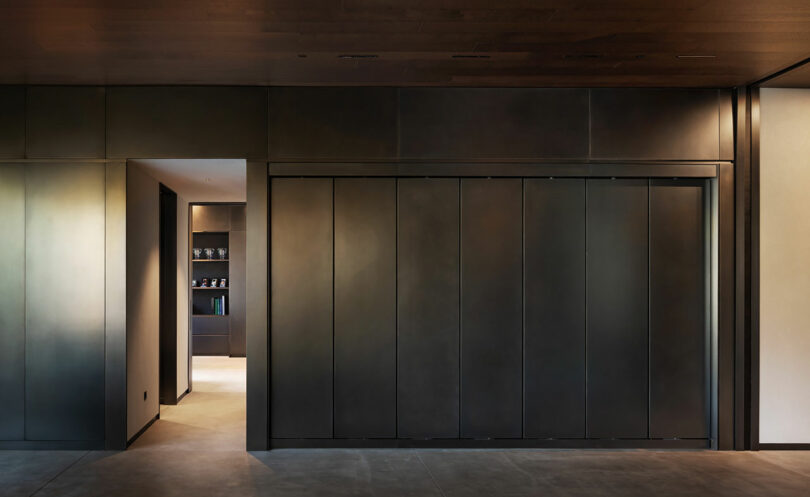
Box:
[1,1,809,87]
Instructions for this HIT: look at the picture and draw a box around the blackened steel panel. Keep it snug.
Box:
[590,89,720,160]
[270,178,333,438]
[0,165,25,440]
[399,89,589,159]
[524,179,586,439]
[26,87,105,158]
[586,179,649,439]
[25,163,106,441]
[397,178,460,439]
[650,179,708,439]
[333,178,397,438]
[107,86,268,160]
[461,178,523,438]
[0,87,25,158]
[269,87,398,160]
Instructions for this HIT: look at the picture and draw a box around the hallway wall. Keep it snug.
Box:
[126,164,160,442]
[759,88,810,444]
[0,85,736,449]
[177,196,190,397]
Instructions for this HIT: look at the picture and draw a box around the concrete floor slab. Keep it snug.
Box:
[5,357,810,497]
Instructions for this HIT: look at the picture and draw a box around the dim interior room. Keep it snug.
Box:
[0,2,810,494]
[125,158,247,448]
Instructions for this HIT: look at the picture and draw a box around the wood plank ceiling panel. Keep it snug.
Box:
[0,0,808,86]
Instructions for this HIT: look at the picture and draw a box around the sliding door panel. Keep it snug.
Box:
[397,178,460,438]
[524,179,586,438]
[26,163,106,441]
[334,179,396,438]
[586,179,648,439]
[650,179,708,438]
[0,165,25,440]
[270,178,333,438]
[461,179,523,438]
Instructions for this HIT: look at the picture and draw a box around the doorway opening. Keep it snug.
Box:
[125,159,247,450]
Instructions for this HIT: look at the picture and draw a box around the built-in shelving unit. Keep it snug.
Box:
[190,205,246,357]
[191,231,229,317]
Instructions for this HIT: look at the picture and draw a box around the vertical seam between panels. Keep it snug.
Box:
[584,179,588,439]
[521,178,525,439]
[458,178,462,439]
[395,178,399,438]
[330,178,336,438]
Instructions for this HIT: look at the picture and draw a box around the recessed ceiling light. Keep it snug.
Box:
[677,55,717,59]
[563,53,604,59]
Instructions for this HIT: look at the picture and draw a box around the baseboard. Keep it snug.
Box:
[758,443,810,450]
[270,438,711,450]
[0,440,104,450]
[126,413,160,447]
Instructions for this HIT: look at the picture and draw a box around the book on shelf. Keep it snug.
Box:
[210,295,227,315]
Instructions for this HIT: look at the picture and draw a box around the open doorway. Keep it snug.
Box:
[126,159,247,450]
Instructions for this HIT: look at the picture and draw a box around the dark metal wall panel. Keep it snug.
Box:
[333,179,397,438]
[717,162,735,449]
[397,178,460,439]
[0,165,25,440]
[25,163,106,441]
[586,179,649,439]
[229,229,247,357]
[26,87,105,158]
[106,87,268,160]
[270,162,719,179]
[523,179,586,439]
[460,178,523,438]
[649,179,708,439]
[268,88,398,160]
[192,316,230,335]
[399,89,589,159]
[0,87,25,158]
[245,161,268,450]
[192,335,230,356]
[270,178,333,438]
[590,89,720,160]
[719,90,734,161]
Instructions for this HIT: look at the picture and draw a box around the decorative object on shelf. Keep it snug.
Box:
[217,247,228,259]
[204,248,215,259]
[219,278,227,288]
[192,248,202,259]
[192,279,198,287]
[201,278,209,288]
[211,278,219,287]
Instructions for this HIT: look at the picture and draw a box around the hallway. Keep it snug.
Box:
[0,357,809,496]
[134,356,247,452]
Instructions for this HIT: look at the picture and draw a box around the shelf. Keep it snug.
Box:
[192,314,229,318]
[192,259,229,262]
[193,287,229,290]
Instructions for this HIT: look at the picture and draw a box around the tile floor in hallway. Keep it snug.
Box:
[2,356,810,497]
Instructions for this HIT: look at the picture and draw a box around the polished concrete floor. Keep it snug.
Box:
[3,357,810,497]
